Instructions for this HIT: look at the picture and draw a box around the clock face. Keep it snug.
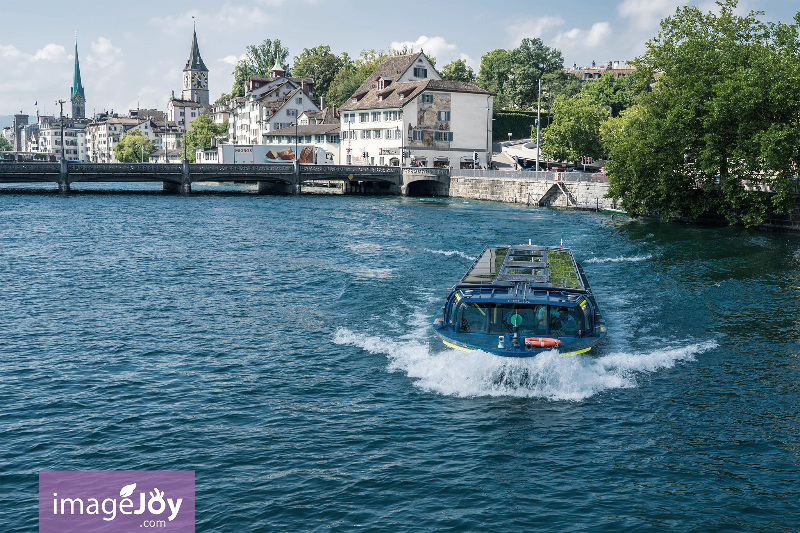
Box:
[193,71,208,89]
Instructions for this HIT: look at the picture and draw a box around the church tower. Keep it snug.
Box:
[181,23,209,105]
[70,38,86,119]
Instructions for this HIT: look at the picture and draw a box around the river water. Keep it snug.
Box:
[2,188,799,531]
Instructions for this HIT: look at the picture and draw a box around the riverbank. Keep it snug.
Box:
[448,170,617,211]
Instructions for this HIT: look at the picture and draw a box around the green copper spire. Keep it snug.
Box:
[71,39,85,101]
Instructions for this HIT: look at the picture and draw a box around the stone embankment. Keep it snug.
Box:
[448,169,618,211]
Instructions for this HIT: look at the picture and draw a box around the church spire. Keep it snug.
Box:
[184,22,207,71]
[71,36,86,119]
[71,38,85,101]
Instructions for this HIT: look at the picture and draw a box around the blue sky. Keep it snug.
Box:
[0,0,797,117]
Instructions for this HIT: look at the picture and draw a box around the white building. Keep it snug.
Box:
[38,118,88,161]
[338,52,494,168]
[222,61,320,146]
[86,116,139,163]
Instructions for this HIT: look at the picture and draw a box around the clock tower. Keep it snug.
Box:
[181,24,209,105]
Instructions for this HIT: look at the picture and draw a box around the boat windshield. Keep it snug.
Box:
[454,301,588,336]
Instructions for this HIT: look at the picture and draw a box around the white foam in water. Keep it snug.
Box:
[584,255,653,264]
[333,328,717,401]
[425,249,477,261]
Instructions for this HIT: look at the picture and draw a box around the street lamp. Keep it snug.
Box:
[55,99,67,162]
[141,143,144,163]
[535,76,542,172]
[396,125,403,167]
[294,121,298,161]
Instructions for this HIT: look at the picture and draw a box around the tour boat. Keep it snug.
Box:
[432,243,607,357]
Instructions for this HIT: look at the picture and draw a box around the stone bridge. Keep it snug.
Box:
[0,161,451,195]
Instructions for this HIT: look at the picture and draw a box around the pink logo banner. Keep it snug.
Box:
[39,470,195,532]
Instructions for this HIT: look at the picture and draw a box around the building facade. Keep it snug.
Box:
[567,60,635,80]
[338,52,494,168]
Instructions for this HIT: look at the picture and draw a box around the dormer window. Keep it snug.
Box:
[377,77,393,91]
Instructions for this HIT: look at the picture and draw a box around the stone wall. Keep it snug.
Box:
[448,172,617,210]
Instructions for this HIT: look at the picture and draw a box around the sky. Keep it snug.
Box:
[0,0,797,119]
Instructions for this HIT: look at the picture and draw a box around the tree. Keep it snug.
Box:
[229,39,289,97]
[541,93,608,163]
[440,59,476,83]
[326,49,388,107]
[114,130,153,163]
[477,49,512,107]
[293,45,344,107]
[0,136,11,151]
[476,39,564,109]
[505,38,564,109]
[580,71,647,117]
[603,0,800,226]
[184,115,228,163]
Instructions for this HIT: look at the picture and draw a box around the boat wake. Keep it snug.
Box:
[584,254,652,264]
[425,249,477,261]
[333,327,716,401]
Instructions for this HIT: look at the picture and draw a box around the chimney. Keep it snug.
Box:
[320,96,325,110]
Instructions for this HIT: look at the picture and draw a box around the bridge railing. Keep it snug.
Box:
[71,163,183,174]
[452,168,609,183]
[300,164,402,176]
[192,163,294,175]
[0,162,60,174]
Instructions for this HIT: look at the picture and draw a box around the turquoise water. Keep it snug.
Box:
[2,191,800,531]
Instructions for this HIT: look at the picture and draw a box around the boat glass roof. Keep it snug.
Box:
[460,245,585,290]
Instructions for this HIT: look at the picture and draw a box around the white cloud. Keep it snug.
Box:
[219,54,246,66]
[617,0,688,30]
[0,44,23,59]
[34,43,66,62]
[504,17,616,65]
[507,16,565,45]
[552,22,614,53]
[390,35,476,70]
[149,3,275,35]
[87,37,123,70]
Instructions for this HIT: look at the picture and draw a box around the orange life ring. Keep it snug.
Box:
[524,337,563,349]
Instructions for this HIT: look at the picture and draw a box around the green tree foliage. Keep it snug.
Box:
[184,115,228,163]
[541,93,607,163]
[326,49,388,107]
[476,39,563,109]
[603,0,800,226]
[114,130,153,163]
[440,59,476,83]
[506,38,564,109]
[477,49,512,106]
[229,39,289,98]
[580,71,647,117]
[293,45,345,107]
[0,136,11,151]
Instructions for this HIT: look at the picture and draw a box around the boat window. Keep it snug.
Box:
[456,302,486,333]
[487,304,548,335]
[548,306,585,336]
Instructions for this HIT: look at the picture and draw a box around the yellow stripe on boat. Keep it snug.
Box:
[561,347,591,357]
[442,339,474,352]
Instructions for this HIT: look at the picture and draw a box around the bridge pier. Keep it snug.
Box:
[58,159,70,193]
[162,181,191,194]
[162,160,192,194]
[257,181,295,194]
